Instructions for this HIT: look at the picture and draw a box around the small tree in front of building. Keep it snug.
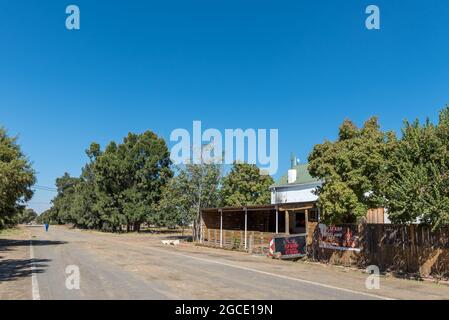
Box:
[221,163,274,207]
[308,117,395,224]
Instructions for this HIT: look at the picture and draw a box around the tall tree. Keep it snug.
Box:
[158,163,222,240]
[50,173,80,224]
[221,163,274,207]
[308,117,395,224]
[384,107,449,229]
[68,146,102,229]
[93,131,172,232]
[0,127,36,228]
[157,173,192,230]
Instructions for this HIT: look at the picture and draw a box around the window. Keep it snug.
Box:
[295,212,305,228]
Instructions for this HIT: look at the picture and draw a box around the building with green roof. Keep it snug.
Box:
[270,162,322,205]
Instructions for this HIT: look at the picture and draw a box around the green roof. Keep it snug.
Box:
[271,164,321,188]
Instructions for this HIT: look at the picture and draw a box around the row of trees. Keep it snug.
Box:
[0,127,36,229]
[6,107,449,232]
[39,130,273,237]
[16,208,38,224]
[308,106,449,230]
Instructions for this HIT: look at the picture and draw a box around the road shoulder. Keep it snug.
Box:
[0,227,32,300]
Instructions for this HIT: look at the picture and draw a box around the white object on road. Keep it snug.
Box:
[161,240,180,246]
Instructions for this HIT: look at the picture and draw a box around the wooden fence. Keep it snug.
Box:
[309,223,449,278]
[201,227,273,255]
[201,222,449,278]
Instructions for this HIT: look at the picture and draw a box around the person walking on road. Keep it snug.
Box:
[45,223,49,232]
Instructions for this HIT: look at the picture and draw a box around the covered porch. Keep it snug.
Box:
[200,202,319,254]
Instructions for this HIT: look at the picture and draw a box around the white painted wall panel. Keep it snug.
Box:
[271,183,320,204]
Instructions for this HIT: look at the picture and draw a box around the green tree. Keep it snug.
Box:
[0,127,36,228]
[158,163,222,240]
[50,173,80,224]
[308,117,395,224]
[36,208,58,225]
[93,131,172,232]
[17,208,38,224]
[68,148,102,229]
[156,171,193,233]
[384,107,449,229]
[221,163,273,207]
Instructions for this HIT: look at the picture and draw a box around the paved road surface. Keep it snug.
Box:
[2,226,449,300]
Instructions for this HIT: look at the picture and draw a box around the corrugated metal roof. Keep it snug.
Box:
[271,163,321,188]
[201,201,317,214]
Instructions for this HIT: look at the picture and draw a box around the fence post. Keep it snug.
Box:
[410,224,416,273]
[380,224,386,268]
[244,207,248,250]
[220,209,223,248]
[360,223,368,266]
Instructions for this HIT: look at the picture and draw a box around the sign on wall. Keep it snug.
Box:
[318,224,361,252]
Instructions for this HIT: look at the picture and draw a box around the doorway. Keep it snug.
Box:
[289,211,306,234]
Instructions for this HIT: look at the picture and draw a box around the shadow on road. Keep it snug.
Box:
[0,258,51,282]
[0,239,67,252]
[0,239,65,282]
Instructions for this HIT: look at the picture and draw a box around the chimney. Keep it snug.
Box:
[288,169,297,183]
[288,153,297,183]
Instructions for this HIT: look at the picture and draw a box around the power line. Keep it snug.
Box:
[34,185,56,190]
[32,185,58,192]
[27,201,52,205]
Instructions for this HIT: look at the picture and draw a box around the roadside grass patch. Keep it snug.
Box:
[0,227,21,237]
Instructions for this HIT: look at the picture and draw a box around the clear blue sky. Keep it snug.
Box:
[1,0,448,213]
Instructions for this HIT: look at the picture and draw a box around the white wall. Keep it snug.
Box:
[271,182,320,204]
[384,208,391,224]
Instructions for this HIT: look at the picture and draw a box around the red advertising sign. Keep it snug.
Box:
[272,235,307,259]
[318,224,361,252]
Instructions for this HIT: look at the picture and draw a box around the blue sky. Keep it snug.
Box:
[1,0,448,213]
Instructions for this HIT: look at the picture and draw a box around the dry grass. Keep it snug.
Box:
[0,227,23,237]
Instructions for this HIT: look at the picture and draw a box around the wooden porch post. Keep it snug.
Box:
[285,210,290,235]
[275,206,279,234]
[304,209,309,234]
[244,207,248,250]
[220,209,223,248]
